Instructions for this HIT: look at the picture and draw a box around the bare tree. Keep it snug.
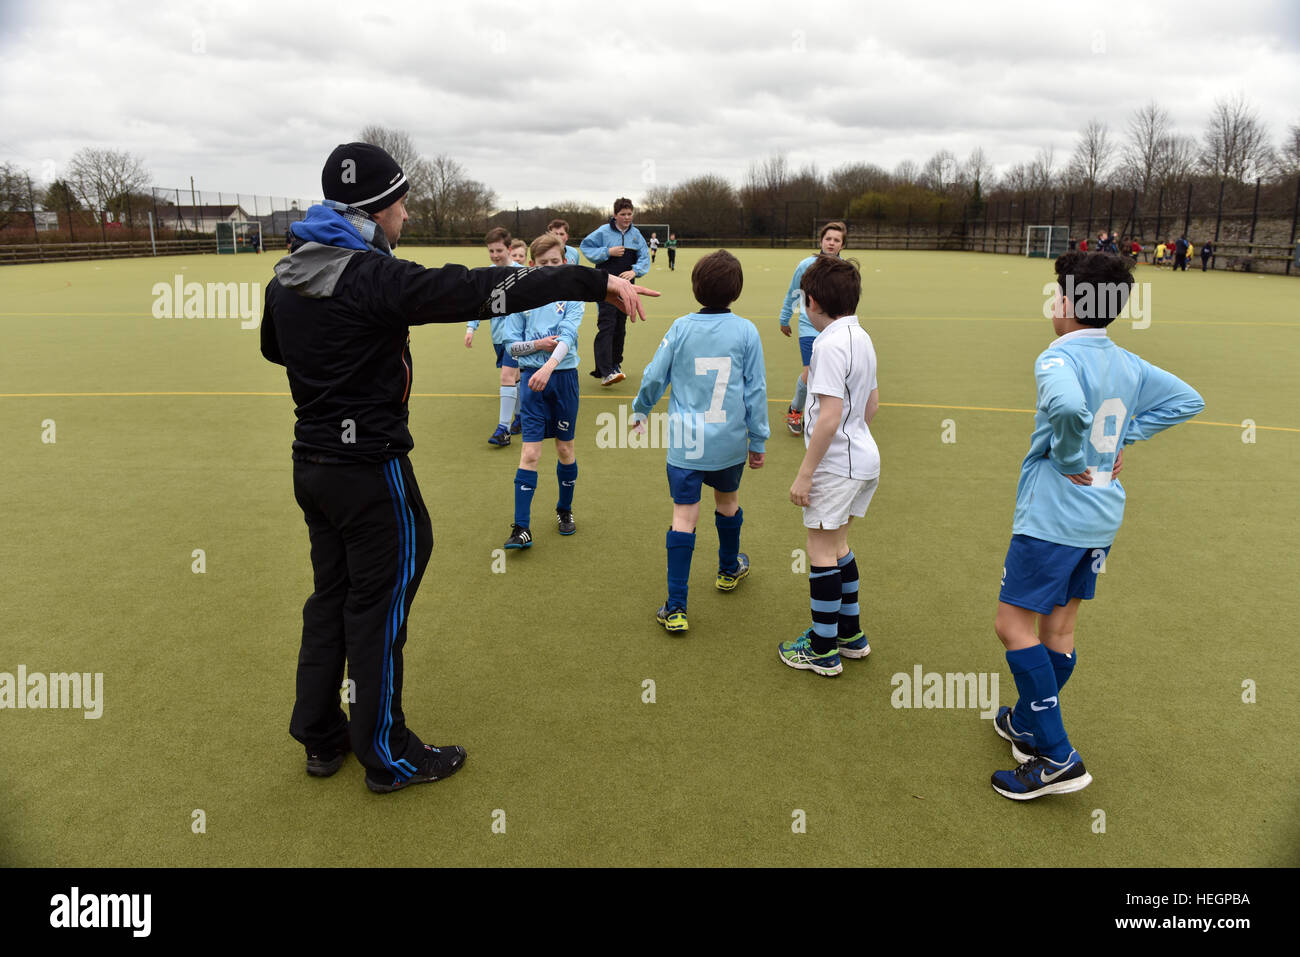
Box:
[892,159,920,185]
[920,149,959,192]
[356,125,422,176]
[1155,134,1198,189]
[1001,162,1034,193]
[410,153,495,235]
[962,147,996,193]
[1067,119,1112,190]
[667,174,738,236]
[1277,122,1300,179]
[744,153,791,197]
[1029,145,1056,191]
[65,148,150,216]
[1118,101,1170,195]
[1199,93,1273,183]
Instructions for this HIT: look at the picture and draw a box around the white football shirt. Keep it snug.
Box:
[805,315,880,480]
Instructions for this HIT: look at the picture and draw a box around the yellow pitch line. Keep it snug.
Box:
[2,390,1296,433]
[3,312,1296,328]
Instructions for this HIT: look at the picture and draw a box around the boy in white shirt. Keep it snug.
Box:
[780,255,880,677]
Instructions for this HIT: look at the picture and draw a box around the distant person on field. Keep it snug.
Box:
[649,231,660,263]
[988,250,1203,800]
[779,221,846,437]
[666,233,678,271]
[780,255,879,678]
[1200,240,1213,271]
[1174,234,1189,272]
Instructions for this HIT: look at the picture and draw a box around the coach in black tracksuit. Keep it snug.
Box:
[262,143,649,793]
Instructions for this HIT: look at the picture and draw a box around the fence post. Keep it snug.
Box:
[1288,175,1300,276]
[1085,188,1094,241]
[1154,186,1163,243]
[1106,189,1115,236]
[1213,179,1225,243]
[1183,181,1194,238]
[1066,194,1074,245]
[67,188,77,242]
[905,204,911,250]
[1247,177,1261,248]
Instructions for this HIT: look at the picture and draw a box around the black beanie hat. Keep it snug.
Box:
[321,142,410,214]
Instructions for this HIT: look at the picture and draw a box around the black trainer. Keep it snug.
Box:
[305,729,351,778]
[365,744,467,794]
[505,524,533,549]
[556,509,576,535]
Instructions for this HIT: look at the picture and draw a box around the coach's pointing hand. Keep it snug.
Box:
[604,274,660,322]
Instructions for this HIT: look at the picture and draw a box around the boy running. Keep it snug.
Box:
[990,251,1203,799]
[500,234,586,549]
[779,222,846,436]
[632,250,769,633]
[465,226,525,445]
[780,255,879,676]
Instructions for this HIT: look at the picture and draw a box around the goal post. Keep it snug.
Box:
[216,221,263,254]
[637,224,670,248]
[1026,225,1068,259]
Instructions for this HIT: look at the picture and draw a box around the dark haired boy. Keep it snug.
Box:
[780,255,879,677]
[581,198,651,385]
[632,250,769,633]
[990,251,1203,799]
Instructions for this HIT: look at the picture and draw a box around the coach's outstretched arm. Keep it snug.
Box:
[369,261,655,327]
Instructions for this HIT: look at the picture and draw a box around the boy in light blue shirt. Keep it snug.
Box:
[779,222,845,436]
[500,234,586,549]
[632,250,769,633]
[990,251,1204,800]
[465,226,526,445]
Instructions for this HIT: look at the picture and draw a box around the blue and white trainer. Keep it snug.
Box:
[991,750,1092,800]
[837,631,870,659]
[778,629,842,677]
[993,705,1037,764]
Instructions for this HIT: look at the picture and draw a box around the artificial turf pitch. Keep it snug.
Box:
[0,248,1296,867]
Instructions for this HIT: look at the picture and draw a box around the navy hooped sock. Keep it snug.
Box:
[513,468,537,528]
[1006,646,1071,762]
[715,508,742,573]
[809,565,842,655]
[556,461,577,512]
[837,551,860,637]
[666,529,695,610]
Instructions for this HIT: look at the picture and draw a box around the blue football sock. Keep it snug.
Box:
[498,385,516,428]
[809,565,841,655]
[1013,647,1079,732]
[1006,646,1071,761]
[715,508,742,573]
[791,376,808,413]
[837,551,860,637]
[513,468,537,528]
[556,461,577,511]
[666,529,695,610]
[1048,647,1076,692]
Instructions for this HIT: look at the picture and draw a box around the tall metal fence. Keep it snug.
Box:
[0,186,321,263]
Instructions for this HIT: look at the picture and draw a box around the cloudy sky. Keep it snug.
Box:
[2,0,1297,211]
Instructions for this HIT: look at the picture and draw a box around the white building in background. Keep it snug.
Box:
[161,204,251,232]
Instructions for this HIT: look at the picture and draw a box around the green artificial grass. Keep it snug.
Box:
[0,248,1296,867]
